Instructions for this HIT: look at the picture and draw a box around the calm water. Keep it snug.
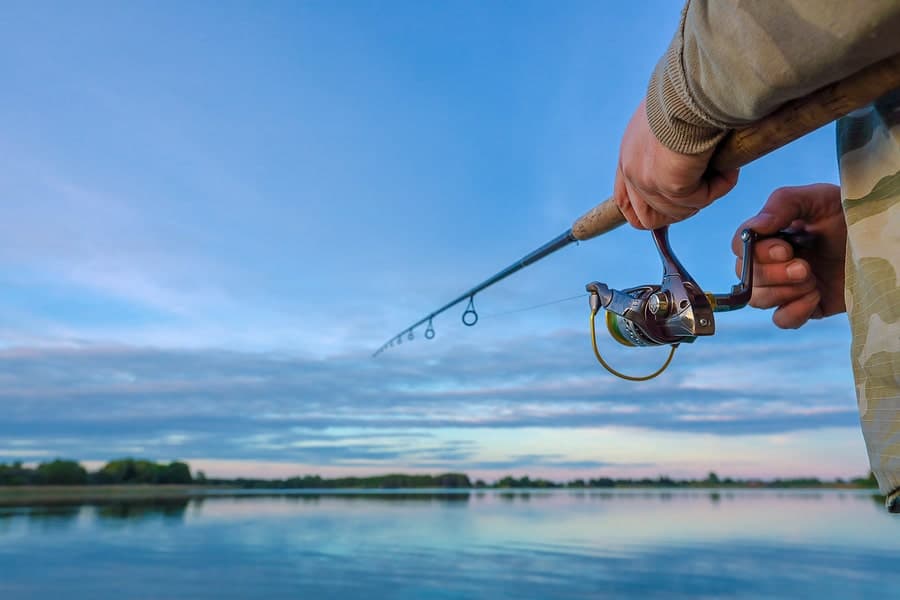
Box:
[0,489,897,599]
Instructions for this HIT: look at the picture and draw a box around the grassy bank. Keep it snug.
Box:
[0,484,231,506]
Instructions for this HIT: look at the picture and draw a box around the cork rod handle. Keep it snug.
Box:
[570,54,900,241]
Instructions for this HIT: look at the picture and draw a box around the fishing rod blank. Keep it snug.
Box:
[372,230,575,356]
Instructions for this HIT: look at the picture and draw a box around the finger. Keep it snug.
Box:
[734,258,811,286]
[743,185,836,237]
[772,289,821,329]
[664,167,738,211]
[762,185,844,231]
[623,177,673,229]
[626,175,699,224]
[749,280,817,309]
[660,182,718,211]
[732,235,795,262]
[731,187,818,252]
[648,197,700,222]
[614,164,645,230]
[706,168,740,203]
[755,239,795,263]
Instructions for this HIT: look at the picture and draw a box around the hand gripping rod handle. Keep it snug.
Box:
[571,54,900,241]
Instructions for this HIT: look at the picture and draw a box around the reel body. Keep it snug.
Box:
[586,226,812,380]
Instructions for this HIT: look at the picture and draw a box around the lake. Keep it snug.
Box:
[0,489,897,599]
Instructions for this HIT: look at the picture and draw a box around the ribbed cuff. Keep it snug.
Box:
[645,1,730,155]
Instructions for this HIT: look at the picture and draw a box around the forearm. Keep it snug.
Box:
[648,0,900,154]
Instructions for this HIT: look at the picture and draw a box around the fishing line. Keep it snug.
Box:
[480,292,588,319]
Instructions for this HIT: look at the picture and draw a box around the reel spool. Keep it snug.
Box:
[586,226,813,381]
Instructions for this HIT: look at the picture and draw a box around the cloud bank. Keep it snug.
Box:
[0,316,859,471]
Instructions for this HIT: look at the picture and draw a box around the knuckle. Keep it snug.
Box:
[660,181,697,199]
[750,293,775,309]
[778,317,803,330]
[768,186,796,204]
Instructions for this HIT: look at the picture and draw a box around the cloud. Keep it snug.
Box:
[459,455,650,471]
[0,449,52,458]
[0,314,862,469]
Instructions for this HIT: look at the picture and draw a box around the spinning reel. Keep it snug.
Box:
[585,226,812,381]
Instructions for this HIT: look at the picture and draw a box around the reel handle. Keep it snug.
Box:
[709,228,815,312]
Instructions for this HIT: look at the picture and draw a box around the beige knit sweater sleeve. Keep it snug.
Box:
[647,0,900,154]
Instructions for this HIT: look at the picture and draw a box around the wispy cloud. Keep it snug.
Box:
[0,315,860,473]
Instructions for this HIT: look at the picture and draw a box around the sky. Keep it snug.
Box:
[0,1,871,481]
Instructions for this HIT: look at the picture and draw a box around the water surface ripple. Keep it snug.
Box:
[0,489,896,599]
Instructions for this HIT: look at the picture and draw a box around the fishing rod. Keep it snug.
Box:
[372,230,576,356]
[375,54,900,376]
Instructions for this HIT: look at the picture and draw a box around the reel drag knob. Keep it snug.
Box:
[647,292,669,316]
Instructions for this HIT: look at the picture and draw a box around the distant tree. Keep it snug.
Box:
[706,472,720,484]
[195,471,207,483]
[95,458,140,483]
[0,461,35,485]
[850,473,878,488]
[588,477,615,488]
[133,460,163,483]
[35,459,88,485]
[157,462,192,484]
[493,475,558,489]
[530,478,559,488]
[92,458,191,484]
[434,473,471,488]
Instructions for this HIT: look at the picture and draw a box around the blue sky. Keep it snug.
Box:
[0,1,869,480]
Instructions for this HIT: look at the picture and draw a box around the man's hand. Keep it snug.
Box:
[732,184,847,329]
[614,100,739,229]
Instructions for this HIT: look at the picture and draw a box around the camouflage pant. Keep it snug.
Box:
[837,88,900,511]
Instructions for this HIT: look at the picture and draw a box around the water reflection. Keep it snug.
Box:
[203,491,473,506]
[0,491,477,525]
[0,505,81,520]
[0,490,896,600]
[0,504,82,533]
[0,498,191,526]
[95,498,190,521]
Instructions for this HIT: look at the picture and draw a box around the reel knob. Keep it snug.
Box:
[647,292,669,316]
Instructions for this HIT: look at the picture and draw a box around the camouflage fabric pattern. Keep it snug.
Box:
[836,88,900,505]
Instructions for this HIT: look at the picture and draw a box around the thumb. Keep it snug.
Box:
[746,185,828,235]
[732,186,815,255]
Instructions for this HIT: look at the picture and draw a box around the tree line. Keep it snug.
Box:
[224,473,472,489]
[0,460,880,490]
[153,470,882,489]
[0,458,193,486]
[486,471,879,489]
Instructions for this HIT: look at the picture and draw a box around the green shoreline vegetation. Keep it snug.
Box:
[0,458,881,498]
